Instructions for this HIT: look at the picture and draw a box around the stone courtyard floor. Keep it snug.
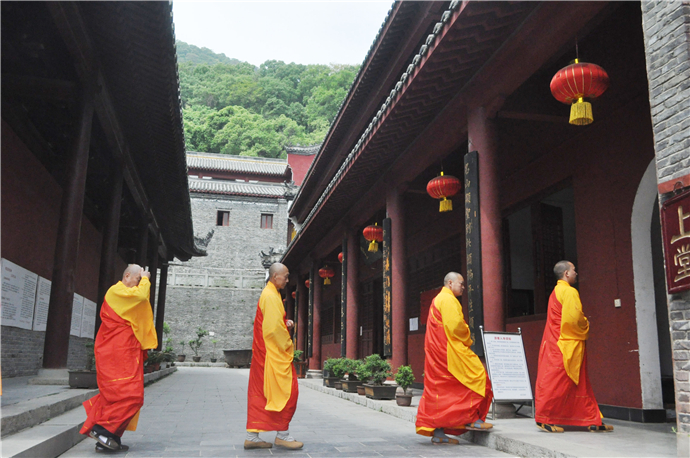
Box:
[58,367,511,457]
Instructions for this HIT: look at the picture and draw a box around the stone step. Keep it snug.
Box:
[1,367,177,458]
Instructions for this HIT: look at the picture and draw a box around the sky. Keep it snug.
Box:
[172,1,395,67]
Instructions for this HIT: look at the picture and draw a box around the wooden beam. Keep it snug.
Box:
[497,111,567,124]
[46,2,162,242]
[2,74,77,102]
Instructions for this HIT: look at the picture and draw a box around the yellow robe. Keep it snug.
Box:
[555,280,589,385]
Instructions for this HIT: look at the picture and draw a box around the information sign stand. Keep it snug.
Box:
[480,325,534,419]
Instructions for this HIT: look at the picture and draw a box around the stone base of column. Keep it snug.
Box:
[28,369,70,385]
[306,369,323,379]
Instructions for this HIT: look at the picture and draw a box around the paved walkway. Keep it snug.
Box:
[59,367,511,457]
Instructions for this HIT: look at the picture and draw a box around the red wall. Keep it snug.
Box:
[287,153,316,186]
[500,99,655,409]
[2,120,102,302]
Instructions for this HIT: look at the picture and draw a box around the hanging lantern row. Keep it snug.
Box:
[338,252,344,263]
[319,266,335,285]
[427,171,461,212]
[550,58,609,126]
[305,279,310,289]
[363,223,383,252]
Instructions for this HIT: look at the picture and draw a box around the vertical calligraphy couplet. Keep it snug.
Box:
[340,237,347,357]
[382,218,393,358]
[661,188,690,293]
[464,151,484,356]
[308,266,314,358]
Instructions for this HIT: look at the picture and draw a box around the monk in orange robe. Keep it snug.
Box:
[245,263,302,450]
[81,264,158,452]
[535,260,613,433]
[416,272,493,445]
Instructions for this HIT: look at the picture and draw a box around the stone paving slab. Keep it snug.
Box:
[300,377,678,458]
[60,367,513,458]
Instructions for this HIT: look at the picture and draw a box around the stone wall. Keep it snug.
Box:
[641,1,690,452]
[162,193,289,360]
[1,326,91,377]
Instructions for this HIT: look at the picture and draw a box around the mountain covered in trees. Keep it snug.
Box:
[177,40,359,158]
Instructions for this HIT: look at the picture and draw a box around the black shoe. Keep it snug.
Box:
[96,443,130,453]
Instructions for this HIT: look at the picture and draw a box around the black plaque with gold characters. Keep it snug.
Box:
[464,151,484,356]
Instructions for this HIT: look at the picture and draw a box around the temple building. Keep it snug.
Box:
[162,152,300,358]
[281,0,690,446]
[1,2,204,380]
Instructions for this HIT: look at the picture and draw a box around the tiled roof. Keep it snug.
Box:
[285,145,320,156]
[187,152,289,176]
[189,178,288,198]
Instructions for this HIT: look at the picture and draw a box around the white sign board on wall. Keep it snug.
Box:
[481,330,533,402]
[81,298,97,339]
[32,277,51,332]
[1,258,38,330]
[70,293,84,337]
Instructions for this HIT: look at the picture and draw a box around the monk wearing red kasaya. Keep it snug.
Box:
[245,263,302,450]
[81,264,158,452]
[416,272,493,444]
[535,260,613,433]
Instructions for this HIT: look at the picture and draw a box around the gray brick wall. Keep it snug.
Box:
[162,193,288,360]
[641,1,690,449]
[1,326,91,377]
[641,1,690,184]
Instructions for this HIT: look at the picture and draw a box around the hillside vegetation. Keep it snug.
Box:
[177,41,359,158]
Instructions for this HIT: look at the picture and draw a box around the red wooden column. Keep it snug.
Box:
[155,263,169,350]
[137,220,149,267]
[95,161,124,336]
[312,263,322,369]
[43,84,95,369]
[297,278,308,353]
[149,239,159,313]
[468,106,505,332]
[346,228,360,359]
[387,185,408,369]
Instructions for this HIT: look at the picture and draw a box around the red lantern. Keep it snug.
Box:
[426,172,461,212]
[338,252,344,263]
[319,266,335,285]
[363,223,383,252]
[305,279,310,289]
[291,291,296,299]
[550,59,609,125]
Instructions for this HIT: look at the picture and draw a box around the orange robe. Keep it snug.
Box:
[535,280,602,426]
[80,277,158,437]
[246,282,298,432]
[416,287,493,436]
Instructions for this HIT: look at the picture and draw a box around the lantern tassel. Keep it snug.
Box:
[570,98,593,126]
[368,240,378,252]
[439,197,453,212]
[324,278,331,285]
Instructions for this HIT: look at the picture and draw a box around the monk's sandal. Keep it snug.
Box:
[243,439,272,449]
[536,422,564,433]
[465,420,493,431]
[588,423,614,432]
[275,436,304,450]
[89,430,119,451]
[431,436,459,445]
[95,443,129,453]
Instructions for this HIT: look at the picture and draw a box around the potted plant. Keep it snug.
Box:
[178,340,187,362]
[394,365,415,406]
[189,327,209,362]
[322,358,341,387]
[330,358,347,390]
[210,339,218,363]
[362,354,396,400]
[354,360,371,395]
[293,349,308,378]
[69,341,98,389]
[146,350,163,372]
[340,359,362,393]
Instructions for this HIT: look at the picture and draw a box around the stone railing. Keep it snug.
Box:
[169,266,266,289]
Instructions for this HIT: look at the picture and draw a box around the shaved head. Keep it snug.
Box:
[553,261,572,280]
[122,264,143,287]
[444,272,465,297]
[444,272,461,285]
[268,263,289,290]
